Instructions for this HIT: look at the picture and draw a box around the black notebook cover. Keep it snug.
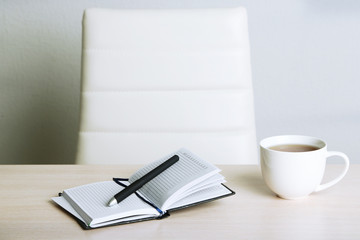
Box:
[73,184,235,230]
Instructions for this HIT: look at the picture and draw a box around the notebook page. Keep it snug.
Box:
[62,181,159,226]
[167,184,233,210]
[129,148,220,210]
[179,173,226,197]
[52,196,85,223]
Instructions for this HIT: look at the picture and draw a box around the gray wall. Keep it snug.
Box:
[1,0,359,164]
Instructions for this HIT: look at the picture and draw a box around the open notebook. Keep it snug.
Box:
[52,148,235,229]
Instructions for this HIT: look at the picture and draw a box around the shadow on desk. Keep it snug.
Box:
[230,167,275,198]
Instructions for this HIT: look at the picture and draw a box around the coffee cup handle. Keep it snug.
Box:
[315,151,350,192]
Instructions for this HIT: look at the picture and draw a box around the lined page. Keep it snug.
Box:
[129,148,220,210]
[168,184,233,210]
[63,181,159,226]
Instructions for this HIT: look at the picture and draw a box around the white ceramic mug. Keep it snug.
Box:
[260,135,349,199]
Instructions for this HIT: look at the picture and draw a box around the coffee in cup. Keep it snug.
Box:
[260,135,349,199]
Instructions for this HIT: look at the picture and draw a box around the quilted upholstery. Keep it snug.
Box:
[76,7,257,164]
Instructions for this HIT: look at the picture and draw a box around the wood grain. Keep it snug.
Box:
[0,164,359,240]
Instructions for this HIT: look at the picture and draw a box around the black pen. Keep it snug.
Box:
[107,155,180,207]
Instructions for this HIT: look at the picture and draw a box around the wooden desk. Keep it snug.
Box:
[1,165,359,240]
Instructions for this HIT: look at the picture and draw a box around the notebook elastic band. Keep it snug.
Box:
[112,178,165,216]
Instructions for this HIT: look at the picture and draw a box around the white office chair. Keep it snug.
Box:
[76,7,257,164]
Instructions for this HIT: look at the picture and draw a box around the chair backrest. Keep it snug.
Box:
[76,7,257,164]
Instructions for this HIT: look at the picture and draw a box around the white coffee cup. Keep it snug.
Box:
[260,135,349,199]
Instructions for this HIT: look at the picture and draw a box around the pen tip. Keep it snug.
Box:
[108,198,117,207]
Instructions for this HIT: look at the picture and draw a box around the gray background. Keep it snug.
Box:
[1,0,359,164]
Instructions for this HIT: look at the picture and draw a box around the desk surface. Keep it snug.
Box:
[0,164,359,240]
